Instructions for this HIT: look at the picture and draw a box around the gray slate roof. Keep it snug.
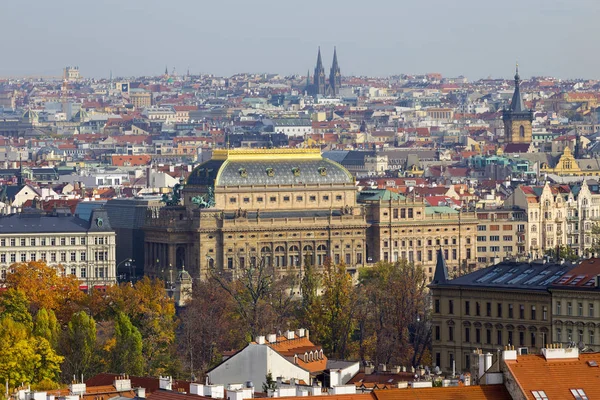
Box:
[0,213,91,233]
[431,260,576,291]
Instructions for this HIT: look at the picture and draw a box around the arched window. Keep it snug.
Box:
[289,245,299,252]
[274,246,285,268]
[317,245,327,251]
[303,245,313,252]
[519,125,525,137]
[531,224,537,233]
[261,246,271,254]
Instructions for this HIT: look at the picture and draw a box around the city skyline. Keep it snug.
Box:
[1,0,599,80]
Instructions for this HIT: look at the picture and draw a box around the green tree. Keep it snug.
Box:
[262,372,277,394]
[60,311,97,381]
[90,277,178,376]
[33,309,60,349]
[112,312,144,375]
[545,245,578,262]
[0,288,33,329]
[0,316,62,391]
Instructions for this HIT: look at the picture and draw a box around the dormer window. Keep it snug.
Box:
[292,167,300,177]
[239,168,248,178]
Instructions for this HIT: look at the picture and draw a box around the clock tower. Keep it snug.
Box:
[503,64,534,144]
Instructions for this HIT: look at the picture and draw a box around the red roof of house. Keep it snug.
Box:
[111,155,152,167]
[505,352,600,400]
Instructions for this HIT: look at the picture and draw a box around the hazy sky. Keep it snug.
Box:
[1,0,598,80]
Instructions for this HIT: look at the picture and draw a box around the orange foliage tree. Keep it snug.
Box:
[4,261,85,322]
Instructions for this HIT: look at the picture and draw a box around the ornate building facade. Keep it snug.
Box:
[143,148,475,282]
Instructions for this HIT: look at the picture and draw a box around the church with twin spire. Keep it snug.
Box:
[307,47,341,97]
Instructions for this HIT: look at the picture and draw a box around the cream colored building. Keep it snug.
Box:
[143,148,479,282]
[430,255,570,373]
[549,259,600,352]
[506,180,600,257]
[360,191,478,280]
[129,89,152,109]
[0,208,116,289]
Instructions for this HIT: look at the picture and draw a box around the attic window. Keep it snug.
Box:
[570,389,589,400]
[532,391,548,400]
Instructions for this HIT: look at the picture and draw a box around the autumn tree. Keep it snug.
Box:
[60,311,97,381]
[357,260,430,367]
[313,261,356,359]
[299,255,321,333]
[210,256,277,338]
[33,309,60,349]
[4,261,84,322]
[112,312,144,376]
[88,277,178,375]
[178,281,242,379]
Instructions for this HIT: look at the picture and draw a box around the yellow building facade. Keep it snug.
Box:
[143,148,478,282]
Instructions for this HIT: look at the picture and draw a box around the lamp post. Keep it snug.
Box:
[116,258,133,282]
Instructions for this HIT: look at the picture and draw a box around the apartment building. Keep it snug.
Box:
[475,209,527,267]
[430,252,574,373]
[549,258,600,352]
[0,208,117,289]
[506,180,600,257]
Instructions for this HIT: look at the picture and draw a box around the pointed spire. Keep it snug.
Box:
[164,65,169,76]
[316,47,323,69]
[510,62,525,113]
[332,46,339,69]
[432,248,449,284]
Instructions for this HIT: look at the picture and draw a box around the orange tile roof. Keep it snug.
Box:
[505,353,600,400]
[371,385,511,400]
[276,394,372,400]
[254,335,327,373]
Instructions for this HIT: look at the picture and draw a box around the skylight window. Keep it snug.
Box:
[540,271,567,286]
[532,391,549,400]
[557,275,573,284]
[570,275,586,285]
[508,269,535,284]
[524,270,551,285]
[570,389,589,400]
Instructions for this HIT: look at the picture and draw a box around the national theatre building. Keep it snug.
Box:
[143,148,478,281]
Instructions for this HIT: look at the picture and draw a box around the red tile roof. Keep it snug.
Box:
[371,385,511,400]
[505,352,600,400]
